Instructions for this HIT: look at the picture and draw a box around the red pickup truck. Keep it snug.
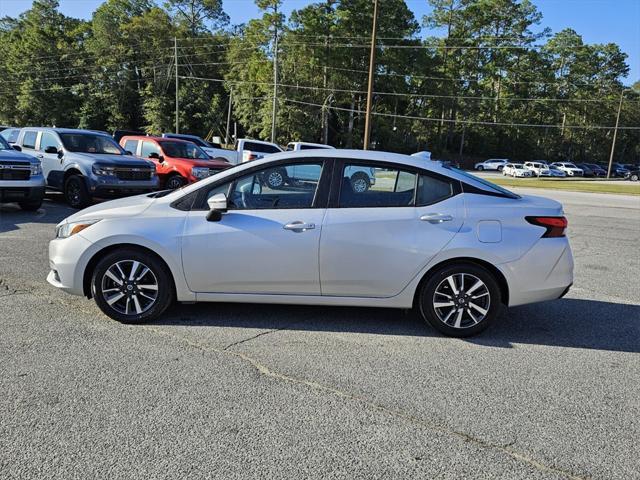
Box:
[119,136,231,189]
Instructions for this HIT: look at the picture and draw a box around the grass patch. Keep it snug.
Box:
[490,177,640,195]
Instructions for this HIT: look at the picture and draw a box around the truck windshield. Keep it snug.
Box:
[60,133,123,155]
[159,141,208,160]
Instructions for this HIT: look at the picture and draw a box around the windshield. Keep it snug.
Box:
[0,135,10,150]
[159,141,209,160]
[444,166,519,199]
[60,133,123,155]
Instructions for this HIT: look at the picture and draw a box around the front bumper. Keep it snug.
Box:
[0,175,46,202]
[48,233,102,296]
[87,174,159,197]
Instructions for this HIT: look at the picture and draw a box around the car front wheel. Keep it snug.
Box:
[166,174,187,190]
[630,174,639,182]
[418,263,501,337]
[476,165,484,171]
[64,175,91,209]
[91,248,174,323]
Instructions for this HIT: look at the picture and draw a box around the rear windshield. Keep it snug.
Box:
[444,166,520,199]
[60,133,123,155]
[159,141,209,160]
[243,142,281,154]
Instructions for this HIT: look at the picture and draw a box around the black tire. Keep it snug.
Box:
[350,172,371,193]
[91,248,174,324]
[418,263,502,337]
[477,165,484,171]
[18,199,43,211]
[265,168,287,189]
[497,165,504,172]
[166,174,187,190]
[64,175,91,209]
[631,174,639,182]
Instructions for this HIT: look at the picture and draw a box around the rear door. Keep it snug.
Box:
[320,160,463,297]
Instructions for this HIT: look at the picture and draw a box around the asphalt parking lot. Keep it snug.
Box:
[1,189,639,479]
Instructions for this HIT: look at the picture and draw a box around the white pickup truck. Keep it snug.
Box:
[162,134,282,165]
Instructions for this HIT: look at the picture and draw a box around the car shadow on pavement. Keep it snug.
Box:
[154,297,640,354]
[0,195,72,234]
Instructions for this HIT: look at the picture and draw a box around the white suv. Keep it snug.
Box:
[474,159,508,171]
[551,162,583,177]
[503,163,533,178]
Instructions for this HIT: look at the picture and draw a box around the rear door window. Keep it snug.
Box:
[339,163,417,208]
[21,131,38,150]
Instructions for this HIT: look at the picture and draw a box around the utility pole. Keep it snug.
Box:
[174,37,179,134]
[363,0,379,150]
[606,89,625,179]
[271,4,279,144]
[225,88,233,146]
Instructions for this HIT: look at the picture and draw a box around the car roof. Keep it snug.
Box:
[22,127,111,136]
[240,138,280,147]
[121,135,193,144]
[288,141,335,149]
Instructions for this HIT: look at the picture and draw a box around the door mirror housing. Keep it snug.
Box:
[44,146,58,154]
[12,145,22,152]
[206,193,228,222]
[148,152,164,162]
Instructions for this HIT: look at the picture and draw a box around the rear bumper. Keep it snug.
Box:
[499,237,574,307]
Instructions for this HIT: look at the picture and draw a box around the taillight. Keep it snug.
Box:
[526,216,568,238]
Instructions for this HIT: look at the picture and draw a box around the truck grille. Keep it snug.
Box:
[114,168,153,181]
[0,163,30,180]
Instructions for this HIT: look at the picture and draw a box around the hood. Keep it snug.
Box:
[0,149,38,164]
[188,158,231,169]
[60,192,157,225]
[70,152,154,167]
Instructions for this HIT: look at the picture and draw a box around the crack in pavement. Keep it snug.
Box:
[222,319,307,351]
[143,325,586,480]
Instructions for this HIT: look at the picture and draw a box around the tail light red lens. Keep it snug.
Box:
[526,216,568,238]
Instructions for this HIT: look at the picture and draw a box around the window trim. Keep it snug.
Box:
[329,158,460,209]
[175,157,335,211]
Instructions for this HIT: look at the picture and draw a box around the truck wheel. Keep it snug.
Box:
[64,175,90,209]
[266,168,286,189]
[630,174,639,182]
[476,165,484,171]
[350,172,370,193]
[166,174,186,190]
[18,199,43,211]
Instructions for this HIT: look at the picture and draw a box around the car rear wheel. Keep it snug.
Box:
[64,175,91,209]
[166,174,187,190]
[91,249,174,323]
[477,165,484,171]
[418,263,501,337]
[350,172,371,193]
[631,174,639,182]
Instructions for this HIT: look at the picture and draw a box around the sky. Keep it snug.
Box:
[0,0,638,82]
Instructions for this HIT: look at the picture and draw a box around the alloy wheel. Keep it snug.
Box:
[352,178,368,193]
[432,273,490,329]
[268,171,284,188]
[100,260,159,316]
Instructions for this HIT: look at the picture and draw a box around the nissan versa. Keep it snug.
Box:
[48,150,574,337]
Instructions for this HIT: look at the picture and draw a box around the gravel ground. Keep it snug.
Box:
[1,189,638,479]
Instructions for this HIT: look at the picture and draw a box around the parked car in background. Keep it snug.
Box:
[608,163,631,178]
[625,169,639,182]
[0,134,45,210]
[48,149,573,338]
[551,162,583,177]
[582,163,607,177]
[474,158,508,171]
[120,136,230,189]
[503,163,533,177]
[286,141,334,151]
[524,161,551,177]
[548,165,567,177]
[162,137,282,165]
[263,162,375,192]
[0,127,21,146]
[575,163,596,177]
[17,128,158,208]
[162,133,225,158]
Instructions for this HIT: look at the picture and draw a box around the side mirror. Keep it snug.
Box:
[44,146,58,154]
[149,152,164,162]
[12,145,22,152]
[206,193,227,222]
[125,150,133,155]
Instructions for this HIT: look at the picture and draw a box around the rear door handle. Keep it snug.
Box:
[283,221,315,232]
[420,213,453,224]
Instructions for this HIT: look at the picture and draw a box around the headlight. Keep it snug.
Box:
[191,166,210,179]
[56,219,101,239]
[30,163,42,176]
[92,164,117,176]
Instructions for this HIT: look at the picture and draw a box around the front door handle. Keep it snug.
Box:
[283,221,315,232]
[420,213,453,224]
[36,154,44,159]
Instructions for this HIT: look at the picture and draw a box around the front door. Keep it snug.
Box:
[37,131,63,188]
[181,159,328,294]
[320,162,463,297]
